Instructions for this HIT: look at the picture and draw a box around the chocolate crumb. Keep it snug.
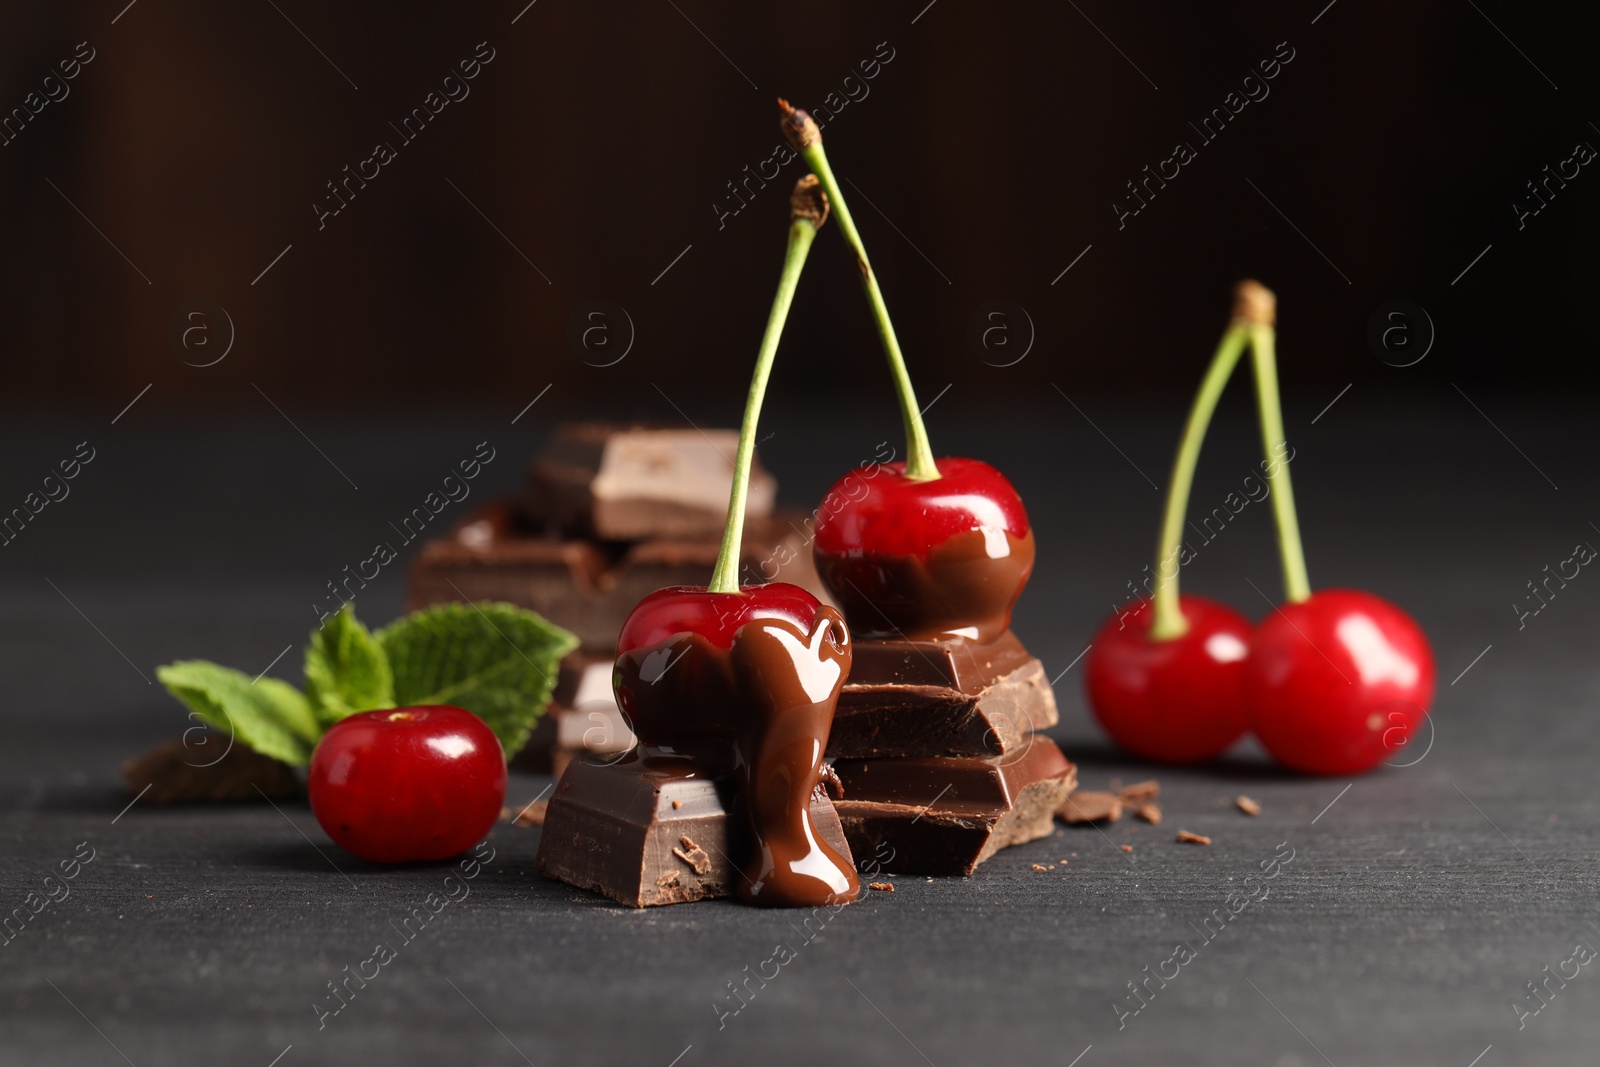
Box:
[1176,830,1212,845]
[1118,779,1161,803]
[1032,863,1049,871]
[511,800,548,827]
[671,799,683,809]
[868,882,895,892]
[1236,795,1261,816]
[1060,790,1123,824]
[656,870,682,889]
[1134,803,1162,825]
[672,835,712,874]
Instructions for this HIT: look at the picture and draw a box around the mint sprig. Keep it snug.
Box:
[156,661,322,767]
[378,602,576,762]
[305,604,394,725]
[157,602,579,767]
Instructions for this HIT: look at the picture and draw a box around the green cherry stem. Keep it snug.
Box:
[1246,294,1313,604]
[708,176,829,594]
[779,100,939,482]
[1149,296,1255,641]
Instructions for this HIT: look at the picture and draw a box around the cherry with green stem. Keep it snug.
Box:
[1084,282,1265,763]
[781,100,1036,643]
[779,100,936,482]
[1241,292,1436,776]
[614,176,859,907]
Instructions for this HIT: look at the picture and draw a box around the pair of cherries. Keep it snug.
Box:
[1086,282,1434,776]
[1088,589,1434,775]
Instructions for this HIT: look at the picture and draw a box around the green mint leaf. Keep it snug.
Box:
[156,660,321,768]
[376,601,579,760]
[304,603,395,725]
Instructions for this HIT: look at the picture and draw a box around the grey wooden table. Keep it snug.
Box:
[1,398,1593,1066]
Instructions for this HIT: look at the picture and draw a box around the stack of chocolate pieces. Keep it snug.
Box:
[406,423,827,773]
[825,631,1077,875]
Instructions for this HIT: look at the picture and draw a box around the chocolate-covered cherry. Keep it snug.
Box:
[1088,596,1251,763]
[1245,590,1434,774]
[309,705,506,863]
[813,457,1033,642]
[780,101,1031,645]
[615,583,857,907]
[1084,285,1261,762]
[610,175,858,907]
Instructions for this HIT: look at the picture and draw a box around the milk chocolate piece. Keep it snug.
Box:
[827,631,1059,758]
[536,754,854,907]
[831,741,1077,876]
[406,502,825,652]
[527,423,776,541]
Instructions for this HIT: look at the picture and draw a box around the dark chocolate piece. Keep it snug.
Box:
[121,736,299,804]
[817,527,1035,643]
[536,753,854,907]
[827,631,1059,758]
[831,741,1077,876]
[526,423,776,541]
[406,501,825,652]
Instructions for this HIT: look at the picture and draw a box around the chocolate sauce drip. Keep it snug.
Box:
[615,605,859,907]
[818,528,1035,643]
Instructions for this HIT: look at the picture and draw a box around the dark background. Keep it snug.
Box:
[1,0,1595,413]
[4,3,1600,1066]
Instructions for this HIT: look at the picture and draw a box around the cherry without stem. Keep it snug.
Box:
[308,705,506,864]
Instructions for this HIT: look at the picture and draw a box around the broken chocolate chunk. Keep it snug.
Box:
[827,631,1059,759]
[535,753,854,908]
[121,736,299,805]
[830,741,1077,876]
[525,423,776,541]
[407,501,825,652]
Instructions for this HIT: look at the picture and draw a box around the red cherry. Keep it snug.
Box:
[812,457,1034,641]
[1244,589,1435,775]
[309,706,506,863]
[1085,595,1252,763]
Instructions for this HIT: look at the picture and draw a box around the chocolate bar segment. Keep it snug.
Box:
[526,423,776,541]
[536,753,854,907]
[831,741,1076,876]
[827,631,1059,758]
[406,501,824,652]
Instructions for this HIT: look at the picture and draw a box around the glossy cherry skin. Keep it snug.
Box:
[617,583,822,654]
[812,457,1034,641]
[1085,595,1252,763]
[1244,589,1435,775]
[309,706,506,863]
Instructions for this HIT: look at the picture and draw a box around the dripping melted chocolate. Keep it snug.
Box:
[818,527,1035,643]
[615,605,859,907]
